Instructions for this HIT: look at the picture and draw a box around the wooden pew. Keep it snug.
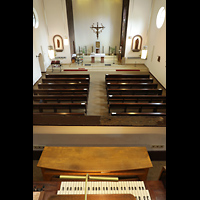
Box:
[33,112,85,116]
[105,74,150,79]
[108,95,166,103]
[46,74,90,78]
[105,78,153,83]
[38,82,89,89]
[108,102,166,113]
[106,82,158,89]
[42,77,90,83]
[107,88,163,95]
[33,103,87,113]
[33,88,88,95]
[33,95,88,103]
[111,112,166,116]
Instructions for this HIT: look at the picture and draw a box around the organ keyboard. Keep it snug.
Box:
[57,181,151,200]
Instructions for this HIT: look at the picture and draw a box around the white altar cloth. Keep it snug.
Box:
[90,53,105,57]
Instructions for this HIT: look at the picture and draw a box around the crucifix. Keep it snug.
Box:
[90,22,105,40]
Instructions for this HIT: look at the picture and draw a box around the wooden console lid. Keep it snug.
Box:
[37,146,152,181]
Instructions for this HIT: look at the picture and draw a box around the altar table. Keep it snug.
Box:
[90,53,105,63]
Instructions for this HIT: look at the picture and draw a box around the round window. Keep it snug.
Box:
[33,7,39,28]
[156,7,165,29]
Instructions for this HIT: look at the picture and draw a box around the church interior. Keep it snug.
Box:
[33,0,166,199]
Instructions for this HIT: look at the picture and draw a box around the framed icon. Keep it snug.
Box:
[53,35,64,52]
[131,35,142,52]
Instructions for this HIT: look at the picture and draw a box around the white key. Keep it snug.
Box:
[145,190,151,200]
[140,181,146,190]
[138,181,145,191]
[73,181,78,194]
[97,181,101,194]
[102,182,106,194]
[87,182,91,194]
[58,182,64,194]
[69,182,74,194]
[113,182,118,194]
[124,181,129,194]
[135,190,140,200]
[93,182,97,194]
[80,181,85,194]
[140,189,146,200]
[91,181,95,194]
[105,181,109,194]
[120,181,123,193]
[65,182,69,194]
[110,182,115,194]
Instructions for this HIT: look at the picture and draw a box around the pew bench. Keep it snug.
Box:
[33,88,88,95]
[106,82,158,89]
[105,74,150,79]
[33,95,88,103]
[105,78,153,83]
[46,74,90,78]
[111,112,166,116]
[33,112,85,116]
[42,77,90,83]
[107,88,163,96]
[33,103,87,113]
[108,103,166,113]
[108,95,166,103]
[38,82,89,89]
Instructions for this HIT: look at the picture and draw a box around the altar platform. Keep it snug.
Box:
[52,55,147,72]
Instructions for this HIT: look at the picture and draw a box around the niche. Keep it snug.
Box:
[53,35,64,52]
[131,35,142,52]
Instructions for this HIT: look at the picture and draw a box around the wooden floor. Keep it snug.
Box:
[33,60,166,126]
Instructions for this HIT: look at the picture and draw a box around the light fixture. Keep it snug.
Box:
[64,36,69,45]
[48,45,55,59]
[141,46,148,59]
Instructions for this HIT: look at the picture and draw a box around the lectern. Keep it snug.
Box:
[37,147,152,181]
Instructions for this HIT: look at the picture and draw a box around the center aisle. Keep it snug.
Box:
[87,71,109,116]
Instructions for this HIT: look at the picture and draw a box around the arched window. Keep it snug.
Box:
[156,7,165,29]
[33,7,39,28]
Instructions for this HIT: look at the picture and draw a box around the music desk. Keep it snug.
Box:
[37,147,152,181]
[33,181,166,200]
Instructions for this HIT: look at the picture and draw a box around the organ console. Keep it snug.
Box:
[34,147,165,199]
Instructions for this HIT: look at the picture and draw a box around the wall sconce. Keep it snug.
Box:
[64,36,69,45]
[48,45,55,59]
[141,46,148,59]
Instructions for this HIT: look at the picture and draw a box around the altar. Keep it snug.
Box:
[90,53,105,63]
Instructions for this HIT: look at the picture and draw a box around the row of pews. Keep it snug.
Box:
[33,74,90,115]
[105,74,166,116]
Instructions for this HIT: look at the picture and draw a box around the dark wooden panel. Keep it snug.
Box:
[120,0,130,57]
[33,115,100,126]
[65,0,76,54]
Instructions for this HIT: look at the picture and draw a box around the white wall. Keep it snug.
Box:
[145,0,166,88]
[33,0,51,85]
[43,0,71,63]
[125,0,152,58]
[72,0,122,54]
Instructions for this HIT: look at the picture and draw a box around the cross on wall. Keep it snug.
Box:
[90,22,105,40]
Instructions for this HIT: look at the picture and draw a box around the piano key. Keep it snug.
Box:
[57,181,152,200]
[145,189,151,200]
